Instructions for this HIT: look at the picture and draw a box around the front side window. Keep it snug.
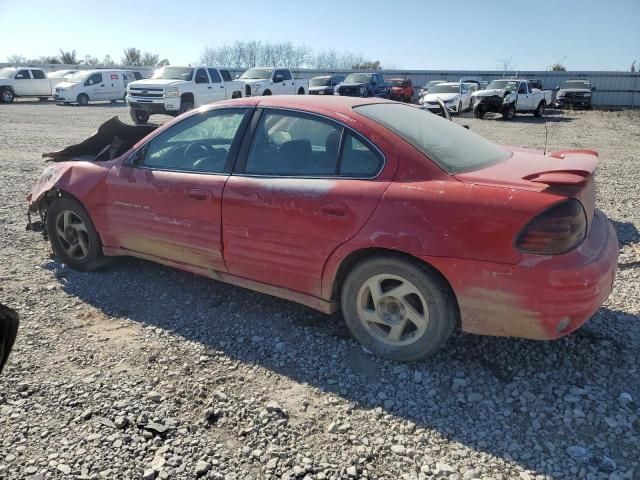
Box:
[195,68,209,84]
[86,73,103,85]
[31,70,45,79]
[518,83,527,94]
[355,103,510,174]
[141,109,247,173]
[281,70,292,81]
[15,69,30,79]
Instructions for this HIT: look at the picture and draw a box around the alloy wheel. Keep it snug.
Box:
[54,210,90,260]
[356,274,430,347]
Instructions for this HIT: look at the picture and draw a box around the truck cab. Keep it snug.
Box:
[237,68,308,97]
[335,72,390,98]
[0,67,54,102]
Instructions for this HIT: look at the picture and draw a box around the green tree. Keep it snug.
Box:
[551,63,567,71]
[102,55,116,67]
[59,49,78,64]
[121,48,142,66]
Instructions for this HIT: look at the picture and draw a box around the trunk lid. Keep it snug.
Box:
[455,147,598,226]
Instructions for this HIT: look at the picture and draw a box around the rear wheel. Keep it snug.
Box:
[297,87,305,95]
[38,97,49,102]
[77,94,89,106]
[534,101,546,117]
[262,90,272,96]
[1,88,15,103]
[130,109,150,125]
[46,197,108,272]
[341,256,456,361]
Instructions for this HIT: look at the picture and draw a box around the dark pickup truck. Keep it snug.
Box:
[309,75,345,95]
[554,80,595,109]
[335,72,390,98]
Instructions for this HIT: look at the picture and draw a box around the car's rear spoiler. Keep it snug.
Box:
[42,116,157,162]
[522,150,598,186]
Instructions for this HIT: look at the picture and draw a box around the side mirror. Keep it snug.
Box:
[235,74,240,79]
[0,303,19,375]
[555,86,560,90]
[591,86,596,91]
[462,125,470,130]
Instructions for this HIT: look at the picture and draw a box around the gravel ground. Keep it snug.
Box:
[0,100,638,480]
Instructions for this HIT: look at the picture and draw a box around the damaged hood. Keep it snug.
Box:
[423,92,459,103]
[473,88,508,98]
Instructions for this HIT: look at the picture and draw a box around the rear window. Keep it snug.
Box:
[355,103,511,174]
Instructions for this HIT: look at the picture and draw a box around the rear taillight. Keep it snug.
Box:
[516,199,587,254]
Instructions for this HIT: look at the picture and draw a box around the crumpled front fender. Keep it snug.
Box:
[27,163,73,209]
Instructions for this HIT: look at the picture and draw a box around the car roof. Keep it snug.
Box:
[439,82,460,86]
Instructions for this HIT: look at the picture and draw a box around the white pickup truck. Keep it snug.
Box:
[237,68,308,97]
[126,65,244,124]
[471,79,553,120]
[0,67,57,103]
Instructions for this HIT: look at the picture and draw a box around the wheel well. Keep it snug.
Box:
[181,92,194,104]
[1,85,15,93]
[297,87,305,94]
[263,89,272,95]
[331,247,460,325]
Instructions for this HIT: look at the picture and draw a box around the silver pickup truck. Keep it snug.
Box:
[471,79,553,120]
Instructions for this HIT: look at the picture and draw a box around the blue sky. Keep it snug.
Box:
[1,0,638,71]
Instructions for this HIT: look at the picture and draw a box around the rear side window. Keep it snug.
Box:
[220,70,232,82]
[31,70,45,79]
[355,103,510,174]
[208,68,222,83]
[244,110,383,178]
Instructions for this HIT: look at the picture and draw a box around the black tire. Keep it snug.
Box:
[46,197,109,272]
[1,88,15,103]
[38,97,49,102]
[297,87,305,95]
[262,90,272,96]
[178,101,194,115]
[130,109,150,125]
[473,104,485,119]
[502,104,516,120]
[341,256,457,361]
[110,100,118,104]
[457,101,462,115]
[533,101,545,118]
[77,94,89,106]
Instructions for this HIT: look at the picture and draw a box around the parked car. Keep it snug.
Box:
[47,69,79,80]
[472,79,553,120]
[335,72,390,98]
[0,67,56,102]
[0,303,19,375]
[464,82,480,109]
[418,80,446,100]
[419,82,471,114]
[238,68,308,97]
[388,78,414,102]
[53,70,138,106]
[555,79,595,109]
[26,96,618,361]
[126,66,244,124]
[308,75,345,95]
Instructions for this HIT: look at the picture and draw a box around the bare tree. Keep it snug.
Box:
[496,55,516,75]
[102,55,116,67]
[59,49,78,64]
[551,63,567,71]
[121,48,142,66]
[631,61,637,73]
[352,60,381,70]
[157,58,170,67]
[38,56,61,64]
[83,55,100,65]
[6,54,27,63]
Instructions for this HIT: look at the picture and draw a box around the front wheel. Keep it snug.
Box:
[341,256,457,361]
[457,101,462,115]
[297,87,305,95]
[46,197,109,272]
[502,104,516,120]
[130,109,150,125]
[534,101,546,117]
[178,101,194,115]
[77,94,89,106]
[1,88,15,103]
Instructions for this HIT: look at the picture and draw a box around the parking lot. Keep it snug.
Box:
[0,100,639,480]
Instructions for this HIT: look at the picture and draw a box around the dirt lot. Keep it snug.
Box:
[0,101,638,480]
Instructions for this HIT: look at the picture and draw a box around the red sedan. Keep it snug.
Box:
[27,96,618,361]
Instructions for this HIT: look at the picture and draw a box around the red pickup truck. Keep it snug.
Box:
[388,78,414,102]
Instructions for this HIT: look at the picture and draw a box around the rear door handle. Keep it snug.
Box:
[188,189,210,201]
[321,203,347,217]
[207,86,212,89]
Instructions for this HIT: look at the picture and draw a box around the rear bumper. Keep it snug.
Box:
[424,210,618,340]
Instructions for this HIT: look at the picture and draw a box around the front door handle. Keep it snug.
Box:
[321,203,347,217]
[188,189,210,201]
[207,86,212,89]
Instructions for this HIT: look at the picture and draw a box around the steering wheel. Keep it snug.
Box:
[183,141,216,168]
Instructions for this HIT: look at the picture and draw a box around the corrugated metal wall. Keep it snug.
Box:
[2,63,638,107]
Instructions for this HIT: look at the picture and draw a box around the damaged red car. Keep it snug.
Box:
[27,96,618,361]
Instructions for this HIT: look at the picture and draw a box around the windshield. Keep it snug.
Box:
[240,68,272,79]
[67,72,89,83]
[355,103,511,174]
[429,84,460,94]
[152,67,193,80]
[310,77,331,87]
[345,73,372,83]
[562,80,591,89]
[0,68,15,79]
[425,80,444,89]
[486,80,518,91]
[390,79,406,87]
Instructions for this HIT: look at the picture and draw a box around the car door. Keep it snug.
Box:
[30,69,50,96]
[207,68,227,102]
[84,72,106,101]
[221,108,390,297]
[13,69,32,95]
[193,68,215,107]
[460,83,470,110]
[516,82,533,110]
[104,107,252,272]
[271,70,286,94]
